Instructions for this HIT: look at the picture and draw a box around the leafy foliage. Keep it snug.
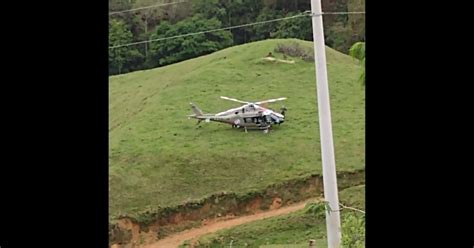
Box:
[251,7,283,40]
[341,213,365,248]
[304,200,366,248]
[326,22,353,54]
[349,41,365,85]
[109,19,144,75]
[304,201,326,219]
[271,13,312,41]
[149,15,233,66]
[349,42,365,61]
[108,0,365,75]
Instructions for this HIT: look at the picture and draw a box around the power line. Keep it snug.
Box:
[109,11,365,49]
[338,203,365,214]
[109,12,308,49]
[109,0,188,16]
[318,11,365,15]
[108,1,365,16]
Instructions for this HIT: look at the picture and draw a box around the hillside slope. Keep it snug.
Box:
[109,38,365,218]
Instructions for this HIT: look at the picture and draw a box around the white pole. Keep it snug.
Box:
[309,0,342,247]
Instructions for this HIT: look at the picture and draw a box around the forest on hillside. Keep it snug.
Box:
[109,0,365,75]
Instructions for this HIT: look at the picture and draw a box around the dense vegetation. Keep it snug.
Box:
[109,0,365,75]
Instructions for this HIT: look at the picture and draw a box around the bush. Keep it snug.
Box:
[341,213,365,248]
[304,201,326,219]
[274,42,314,62]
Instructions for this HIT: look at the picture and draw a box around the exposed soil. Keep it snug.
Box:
[141,197,320,248]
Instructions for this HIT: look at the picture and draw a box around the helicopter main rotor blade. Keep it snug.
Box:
[255,97,287,105]
[220,96,249,104]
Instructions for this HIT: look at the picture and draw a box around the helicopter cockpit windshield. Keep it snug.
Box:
[263,113,281,124]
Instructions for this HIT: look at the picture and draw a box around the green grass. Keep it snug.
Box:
[338,184,365,210]
[191,211,326,247]
[109,38,365,218]
[259,243,326,248]
[185,185,364,247]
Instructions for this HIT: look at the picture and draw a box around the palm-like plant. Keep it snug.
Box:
[349,42,365,85]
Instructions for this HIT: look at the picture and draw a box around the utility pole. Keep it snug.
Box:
[309,0,342,247]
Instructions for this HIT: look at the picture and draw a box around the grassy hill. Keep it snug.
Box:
[109,38,365,218]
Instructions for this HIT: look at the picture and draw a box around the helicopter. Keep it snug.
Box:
[188,96,287,133]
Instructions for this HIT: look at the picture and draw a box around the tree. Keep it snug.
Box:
[251,7,283,40]
[107,0,365,74]
[109,0,134,13]
[192,0,227,21]
[192,0,263,44]
[109,19,144,75]
[149,15,233,66]
[349,41,365,85]
[132,0,164,58]
[347,0,365,42]
[326,22,353,53]
[271,12,312,40]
